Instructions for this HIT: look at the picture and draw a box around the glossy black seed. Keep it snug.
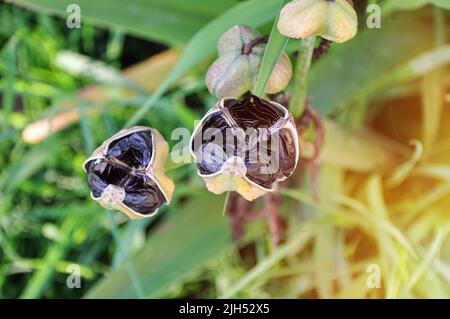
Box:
[192,111,230,175]
[277,128,297,176]
[86,159,130,198]
[245,129,297,188]
[108,130,153,168]
[123,175,166,214]
[86,161,110,198]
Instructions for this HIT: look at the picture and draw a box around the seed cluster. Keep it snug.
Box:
[190,95,299,200]
[84,127,173,219]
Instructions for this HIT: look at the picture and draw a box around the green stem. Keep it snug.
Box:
[290,36,316,118]
[222,191,230,216]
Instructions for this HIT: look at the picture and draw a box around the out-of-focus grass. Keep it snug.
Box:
[0,1,449,299]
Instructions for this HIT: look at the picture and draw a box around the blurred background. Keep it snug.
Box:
[0,0,449,299]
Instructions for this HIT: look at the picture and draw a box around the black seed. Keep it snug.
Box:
[85,129,167,215]
[123,175,166,215]
[86,161,109,198]
[191,96,298,189]
[197,143,228,175]
[86,159,130,198]
[107,130,153,169]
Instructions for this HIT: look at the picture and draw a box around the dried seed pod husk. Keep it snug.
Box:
[83,126,174,219]
[190,96,299,201]
[277,0,357,43]
[206,25,292,99]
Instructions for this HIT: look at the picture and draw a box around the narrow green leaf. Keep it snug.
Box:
[382,0,450,14]
[85,193,231,298]
[1,35,18,132]
[309,14,435,116]
[7,0,238,45]
[253,0,289,96]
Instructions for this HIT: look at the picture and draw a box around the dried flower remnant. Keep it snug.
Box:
[83,126,174,219]
[190,95,299,201]
[278,0,357,43]
[206,25,292,98]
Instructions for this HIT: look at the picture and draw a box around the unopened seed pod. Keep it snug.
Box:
[206,25,292,99]
[277,0,357,43]
[190,95,299,201]
[83,126,174,219]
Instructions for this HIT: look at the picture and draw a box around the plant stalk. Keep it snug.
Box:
[290,36,316,118]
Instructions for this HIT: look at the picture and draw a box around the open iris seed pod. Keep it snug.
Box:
[190,95,299,201]
[83,126,174,219]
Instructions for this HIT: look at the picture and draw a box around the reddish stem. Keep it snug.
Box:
[242,35,269,55]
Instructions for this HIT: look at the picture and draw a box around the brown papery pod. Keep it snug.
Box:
[83,126,174,219]
[190,95,299,201]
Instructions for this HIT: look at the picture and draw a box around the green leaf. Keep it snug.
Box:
[6,0,238,46]
[382,0,450,14]
[431,0,450,9]
[20,212,99,298]
[126,0,281,127]
[253,0,289,96]
[0,141,58,194]
[85,193,231,298]
[308,13,435,116]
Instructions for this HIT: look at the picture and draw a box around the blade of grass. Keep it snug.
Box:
[221,0,288,218]
[19,215,95,298]
[1,34,18,132]
[20,221,72,298]
[253,0,289,96]
[7,0,239,46]
[107,212,145,298]
[401,227,449,296]
[86,193,230,298]
[220,224,314,298]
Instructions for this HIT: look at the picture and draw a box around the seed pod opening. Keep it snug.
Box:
[83,126,174,219]
[190,96,299,201]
